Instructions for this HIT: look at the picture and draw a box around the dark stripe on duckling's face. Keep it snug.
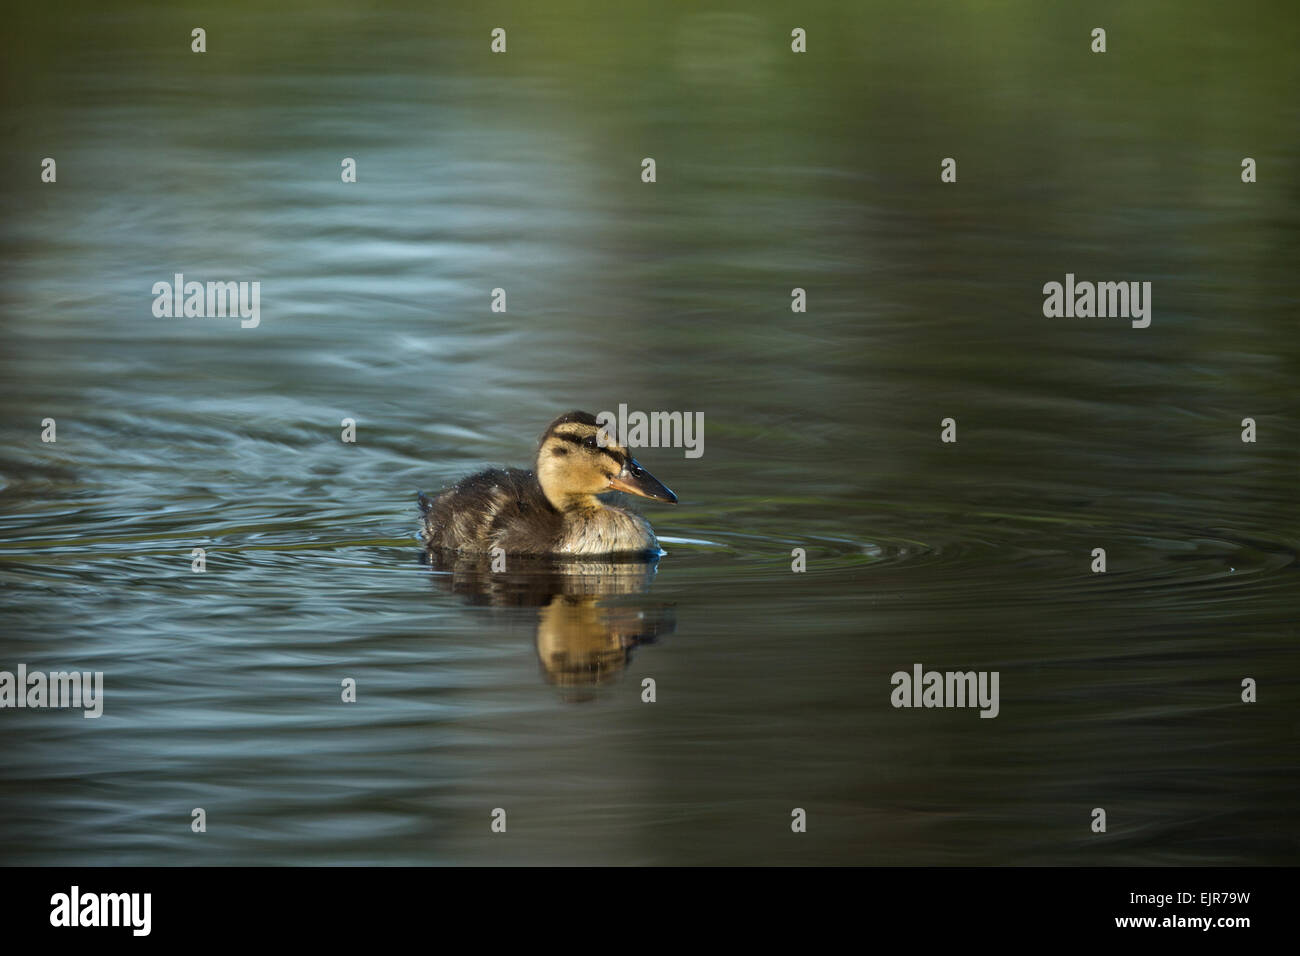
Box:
[549,429,627,468]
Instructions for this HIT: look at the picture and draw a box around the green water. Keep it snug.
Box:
[0,1,1296,864]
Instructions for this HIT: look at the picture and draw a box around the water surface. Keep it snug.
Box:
[1,1,1297,865]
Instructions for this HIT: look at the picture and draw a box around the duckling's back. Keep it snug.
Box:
[420,468,563,554]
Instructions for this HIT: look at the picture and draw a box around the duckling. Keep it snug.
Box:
[419,411,677,557]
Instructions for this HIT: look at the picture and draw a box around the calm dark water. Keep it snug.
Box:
[1,1,1297,865]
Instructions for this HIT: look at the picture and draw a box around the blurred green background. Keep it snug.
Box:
[0,1,1296,864]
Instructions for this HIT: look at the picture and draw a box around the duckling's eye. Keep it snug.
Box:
[582,435,599,449]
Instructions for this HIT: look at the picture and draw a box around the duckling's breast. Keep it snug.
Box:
[555,507,659,557]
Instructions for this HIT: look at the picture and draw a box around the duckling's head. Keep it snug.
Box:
[536,410,678,513]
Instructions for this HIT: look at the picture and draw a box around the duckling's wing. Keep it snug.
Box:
[482,469,566,554]
[420,467,510,550]
[420,467,558,554]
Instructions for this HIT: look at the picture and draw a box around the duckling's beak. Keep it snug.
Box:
[609,458,678,503]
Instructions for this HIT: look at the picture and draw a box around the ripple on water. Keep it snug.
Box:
[649,498,1297,622]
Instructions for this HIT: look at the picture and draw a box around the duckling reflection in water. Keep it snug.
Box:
[423,551,676,700]
[537,593,674,697]
[418,411,677,557]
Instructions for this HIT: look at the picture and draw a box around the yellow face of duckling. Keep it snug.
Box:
[535,411,678,513]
